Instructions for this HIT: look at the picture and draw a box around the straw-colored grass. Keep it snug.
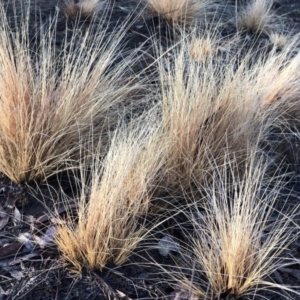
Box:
[156,35,269,194]
[0,6,142,184]
[269,32,288,50]
[237,0,277,34]
[63,0,104,19]
[53,116,165,272]
[248,34,300,113]
[165,157,300,299]
[146,0,214,27]
[152,29,300,196]
[189,33,218,62]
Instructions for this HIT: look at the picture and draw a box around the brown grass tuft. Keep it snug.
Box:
[146,0,214,27]
[189,33,218,62]
[63,0,104,19]
[0,6,142,183]
[237,0,277,34]
[153,30,300,196]
[165,157,300,299]
[269,32,288,50]
[155,34,272,194]
[53,116,165,272]
[252,35,300,109]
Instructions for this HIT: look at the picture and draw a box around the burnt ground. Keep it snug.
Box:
[0,0,300,299]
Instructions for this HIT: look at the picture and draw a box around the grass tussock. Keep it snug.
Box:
[63,0,104,19]
[189,33,218,62]
[0,7,142,184]
[253,36,300,110]
[237,0,277,34]
[53,117,165,272]
[166,157,300,299]
[154,30,300,195]
[146,0,214,27]
[156,35,271,193]
[269,32,288,50]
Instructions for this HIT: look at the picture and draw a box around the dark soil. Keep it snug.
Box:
[0,0,300,299]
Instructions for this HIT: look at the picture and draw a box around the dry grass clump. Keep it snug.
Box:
[253,35,300,110]
[53,117,165,272]
[156,35,270,194]
[165,157,300,299]
[0,6,142,184]
[237,0,277,34]
[268,32,288,50]
[154,30,300,195]
[146,0,215,27]
[63,0,104,19]
[189,33,218,62]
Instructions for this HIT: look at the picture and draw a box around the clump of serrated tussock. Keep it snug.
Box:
[188,31,218,62]
[0,4,144,184]
[268,32,288,51]
[155,31,279,196]
[162,155,300,299]
[145,0,217,27]
[53,114,165,272]
[237,0,280,34]
[153,28,300,198]
[248,32,300,141]
[63,0,104,19]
